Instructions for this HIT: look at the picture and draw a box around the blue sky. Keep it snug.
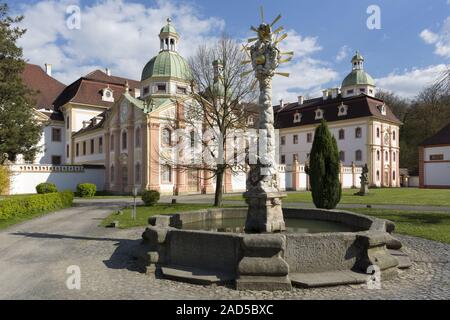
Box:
[8,0,450,101]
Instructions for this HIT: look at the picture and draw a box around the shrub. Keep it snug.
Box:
[0,190,74,220]
[308,120,342,209]
[0,166,10,195]
[36,182,58,194]
[76,183,97,198]
[141,189,160,206]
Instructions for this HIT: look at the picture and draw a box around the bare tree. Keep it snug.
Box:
[160,35,257,207]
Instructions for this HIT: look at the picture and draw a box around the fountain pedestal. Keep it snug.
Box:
[244,190,287,233]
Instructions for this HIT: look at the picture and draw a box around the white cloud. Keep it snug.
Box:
[420,17,450,58]
[335,45,350,62]
[376,64,449,98]
[16,0,225,84]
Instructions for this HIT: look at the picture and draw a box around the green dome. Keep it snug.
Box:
[351,52,364,62]
[160,23,178,35]
[141,51,191,81]
[341,69,375,87]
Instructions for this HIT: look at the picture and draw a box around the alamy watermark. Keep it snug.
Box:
[367,5,381,30]
[66,265,81,290]
[66,5,81,30]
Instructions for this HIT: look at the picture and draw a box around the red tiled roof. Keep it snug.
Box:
[21,63,66,110]
[274,94,401,129]
[53,70,139,110]
[420,123,450,146]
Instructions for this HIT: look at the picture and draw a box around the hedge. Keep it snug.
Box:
[36,182,58,194]
[0,191,74,220]
[76,183,96,198]
[141,190,160,206]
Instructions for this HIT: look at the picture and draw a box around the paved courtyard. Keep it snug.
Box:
[0,205,449,300]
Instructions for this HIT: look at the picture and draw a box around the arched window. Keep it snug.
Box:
[393,152,396,162]
[338,129,345,140]
[355,127,362,138]
[377,150,380,161]
[122,165,128,185]
[135,162,141,184]
[376,127,380,138]
[122,131,127,150]
[110,165,115,183]
[339,151,345,162]
[376,170,380,181]
[355,150,362,161]
[385,151,389,162]
[110,134,114,151]
[393,171,396,181]
[162,128,171,146]
[161,165,172,183]
[135,127,141,148]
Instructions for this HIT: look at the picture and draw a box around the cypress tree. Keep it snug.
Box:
[308,120,341,209]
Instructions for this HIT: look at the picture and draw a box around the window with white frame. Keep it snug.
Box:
[102,87,114,102]
[293,112,301,123]
[315,109,324,120]
[337,104,348,116]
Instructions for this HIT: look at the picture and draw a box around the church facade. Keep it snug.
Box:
[10,20,400,195]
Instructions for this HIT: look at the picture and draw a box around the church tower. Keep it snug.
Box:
[341,51,376,98]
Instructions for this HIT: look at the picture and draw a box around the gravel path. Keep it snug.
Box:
[0,206,448,300]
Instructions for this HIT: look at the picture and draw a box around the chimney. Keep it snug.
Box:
[331,88,339,99]
[44,63,52,77]
[298,95,304,105]
[279,99,284,108]
[105,68,111,76]
[322,89,329,100]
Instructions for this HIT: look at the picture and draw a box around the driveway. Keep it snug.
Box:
[0,205,449,299]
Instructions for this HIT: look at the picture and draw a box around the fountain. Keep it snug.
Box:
[135,9,410,291]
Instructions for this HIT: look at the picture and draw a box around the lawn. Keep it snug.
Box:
[348,208,450,244]
[225,188,450,207]
[100,203,236,229]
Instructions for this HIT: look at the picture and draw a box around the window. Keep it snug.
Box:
[90,139,94,154]
[99,137,103,154]
[122,131,127,150]
[157,84,166,93]
[315,109,323,120]
[51,155,61,165]
[135,163,141,184]
[280,155,286,164]
[143,86,150,95]
[385,151,389,162]
[355,127,362,138]
[66,116,70,129]
[293,112,301,123]
[347,89,354,95]
[76,143,79,157]
[52,128,61,142]
[110,134,114,151]
[122,166,128,185]
[66,145,69,158]
[393,130,396,141]
[377,150,380,161]
[162,128,171,145]
[355,150,362,161]
[359,88,365,93]
[380,104,386,115]
[161,165,172,183]
[338,129,345,140]
[135,127,141,148]
[293,135,298,144]
[293,154,298,162]
[83,141,86,155]
[376,128,380,138]
[177,86,187,95]
[280,136,286,145]
[393,152,396,162]
[307,133,313,143]
[338,104,348,116]
[369,89,374,95]
[102,88,114,102]
[110,165,115,183]
[339,151,345,162]
[376,170,380,181]
[393,171,396,181]
[430,154,444,161]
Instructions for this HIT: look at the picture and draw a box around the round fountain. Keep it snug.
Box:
[135,10,410,291]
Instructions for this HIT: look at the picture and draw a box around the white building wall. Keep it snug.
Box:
[423,145,450,187]
[34,122,66,164]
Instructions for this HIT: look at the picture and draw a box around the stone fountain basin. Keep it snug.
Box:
[137,208,410,291]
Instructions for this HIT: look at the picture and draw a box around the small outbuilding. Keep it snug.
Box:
[419,123,450,188]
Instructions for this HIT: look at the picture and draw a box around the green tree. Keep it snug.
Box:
[308,120,341,209]
[0,3,41,163]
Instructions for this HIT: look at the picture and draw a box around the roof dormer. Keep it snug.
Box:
[102,87,114,102]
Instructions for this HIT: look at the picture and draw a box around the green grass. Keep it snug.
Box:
[347,208,450,244]
[100,203,237,229]
[225,188,450,207]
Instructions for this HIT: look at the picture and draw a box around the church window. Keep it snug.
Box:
[355,127,362,138]
[52,128,61,142]
[162,128,171,145]
[377,150,380,161]
[161,165,172,183]
[393,130,396,141]
[376,170,380,181]
[393,171,396,181]
[122,131,127,150]
[393,152,396,162]
[135,127,141,148]
[355,150,362,161]
[376,128,380,138]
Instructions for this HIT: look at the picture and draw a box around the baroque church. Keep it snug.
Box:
[13,19,401,195]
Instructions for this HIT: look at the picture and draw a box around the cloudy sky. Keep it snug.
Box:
[8,0,450,102]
